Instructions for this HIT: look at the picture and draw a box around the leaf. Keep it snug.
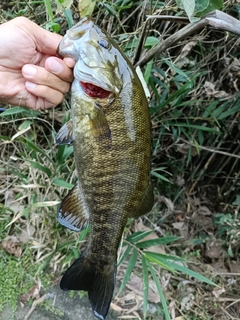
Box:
[126,230,153,243]
[0,106,32,117]
[118,248,138,294]
[136,236,179,249]
[78,0,96,17]
[144,252,176,273]
[118,245,132,266]
[64,8,74,28]
[194,0,209,13]
[142,255,149,319]
[147,262,171,320]
[52,177,74,189]
[1,236,22,257]
[179,0,199,22]
[197,0,223,16]
[33,201,60,208]
[151,171,171,183]
[169,260,216,286]
[232,195,240,206]
[43,0,53,19]
[29,160,52,178]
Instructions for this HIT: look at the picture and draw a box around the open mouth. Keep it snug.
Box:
[80,81,111,98]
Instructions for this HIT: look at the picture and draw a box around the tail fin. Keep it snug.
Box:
[60,254,116,320]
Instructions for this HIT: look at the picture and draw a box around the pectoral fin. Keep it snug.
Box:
[58,183,89,232]
[55,120,74,145]
[88,104,112,150]
[130,180,154,218]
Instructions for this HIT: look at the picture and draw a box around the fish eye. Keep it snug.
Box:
[98,39,109,49]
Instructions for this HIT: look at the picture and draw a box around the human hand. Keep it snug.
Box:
[0,17,75,110]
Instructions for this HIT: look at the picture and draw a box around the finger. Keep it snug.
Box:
[25,82,65,108]
[45,57,74,82]
[63,57,76,69]
[22,63,71,94]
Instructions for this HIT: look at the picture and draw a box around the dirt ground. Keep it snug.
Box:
[1,285,119,320]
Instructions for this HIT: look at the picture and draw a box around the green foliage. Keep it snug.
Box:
[0,207,51,313]
[117,231,215,319]
[1,1,239,319]
[213,211,240,257]
[176,0,223,21]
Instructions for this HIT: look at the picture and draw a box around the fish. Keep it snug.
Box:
[55,17,154,320]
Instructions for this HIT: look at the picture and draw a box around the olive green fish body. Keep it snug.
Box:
[55,17,153,320]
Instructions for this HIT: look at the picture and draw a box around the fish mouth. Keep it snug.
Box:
[80,81,112,99]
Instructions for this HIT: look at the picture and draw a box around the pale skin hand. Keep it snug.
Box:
[0,17,75,110]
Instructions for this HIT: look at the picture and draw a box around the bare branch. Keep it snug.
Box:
[134,10,240,68]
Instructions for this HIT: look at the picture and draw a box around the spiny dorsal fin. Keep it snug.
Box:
[58,183,89,231]
[55,120,74,145]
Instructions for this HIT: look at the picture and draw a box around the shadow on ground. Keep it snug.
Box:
[1,285,119,320]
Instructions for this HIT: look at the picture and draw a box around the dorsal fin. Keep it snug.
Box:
[58,183,89,232]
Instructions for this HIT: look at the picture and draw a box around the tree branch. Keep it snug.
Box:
[134,10,240,68]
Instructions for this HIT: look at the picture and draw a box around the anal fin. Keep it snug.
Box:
[58,183,89,231]
[55,120,74,145]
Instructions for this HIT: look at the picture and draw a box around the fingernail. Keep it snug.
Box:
[48,59,63,74]
[26,81,36,89]
[22,65,37,76]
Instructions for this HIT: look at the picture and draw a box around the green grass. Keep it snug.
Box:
[1,0,240,319]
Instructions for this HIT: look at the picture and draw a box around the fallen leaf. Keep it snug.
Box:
[212,287,225,298]
[198,205,212,216]
[18,224,35,244]
[179,41,197,60]
[1,235,22,257]
[204,81,229,98]
[205,241,223,259]
[20,284,40,303]
[4,190,24,214]
[126,274,160,304]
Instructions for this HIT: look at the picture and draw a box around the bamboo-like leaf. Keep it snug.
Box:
[136,236,179,249]
[117,244,132,266]
[148,262,171,320]
[169,261,217,286]
[118,248,138,294]
[144,252,176,273]
[126,230,153,243]
[142,255,149,319]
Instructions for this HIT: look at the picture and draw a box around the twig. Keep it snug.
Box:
[24,294,47,320]
[135,10,240,68]
[177,137,240,160]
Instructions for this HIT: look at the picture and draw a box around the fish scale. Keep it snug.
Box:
[55,17,154,320]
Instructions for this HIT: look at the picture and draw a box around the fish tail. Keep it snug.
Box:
[60,253,116,320]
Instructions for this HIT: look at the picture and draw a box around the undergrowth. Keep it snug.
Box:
[0,0,240,319]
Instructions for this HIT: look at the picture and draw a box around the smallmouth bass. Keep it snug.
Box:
[55,17,154,320]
